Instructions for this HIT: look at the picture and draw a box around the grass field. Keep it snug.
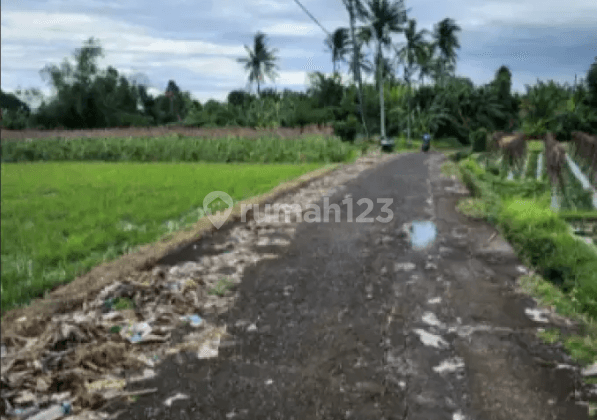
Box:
[1,161,323,310]
[1,135,359,164]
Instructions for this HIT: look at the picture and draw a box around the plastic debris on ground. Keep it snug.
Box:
[29,402,71,420]
[0,152,396,418]
[180,314,203,327]
[164,393,189,407]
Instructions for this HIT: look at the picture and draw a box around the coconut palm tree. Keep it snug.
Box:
[341,0,370,138]
[237,32,279,97]
[357,26,396,88]
[359,0,408,140]
[397,19,429,143]
[346,43,375,79]
[416,41,437,85]
[325,28,350,74]
[432,18,461,86]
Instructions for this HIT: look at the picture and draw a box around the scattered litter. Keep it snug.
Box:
[394,262,416,272]
[524,308,550,323]
[428,297,442,304]
[381,235,393,244]
[164,393,189,407]
[15,390,37,405]
[433,357,465,374]
[439,246,452,255]
[9,405,41,418]
[422,312,444,328]
[27,402,71,420]
[452,412,466,420]
[582,363,597,377]
[235,320,250,328]
[198,337,221,359]
[180,314,203,327]
[556,364,575,370]
[425,262,438,270]
[86,377,126,394]
[135,354,155,368]
[265,379,273,385]
[121,322,152,343]
[0,152,396,418]
[485,232,497,244]
[128,369,156,383]
[413,329,448,349]
[516,265,528,274]
[116,388,157,399]
[50,392,71,403]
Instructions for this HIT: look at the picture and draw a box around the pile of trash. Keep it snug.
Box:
[1,263,229,418]
[1,150,397,419]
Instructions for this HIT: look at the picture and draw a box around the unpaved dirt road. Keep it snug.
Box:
[107,151,591,420]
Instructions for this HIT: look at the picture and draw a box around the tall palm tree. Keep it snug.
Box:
[360,0,408,140]
[237,32,279,97]
[325,28,350,74]
[397,19,429,142]
[432,18,461,86]
[342,0,370,138]
[346,43,375,79]
[357,26,395,88]
[416,41,436,85]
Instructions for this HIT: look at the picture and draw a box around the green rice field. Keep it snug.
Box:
[1,161,323,310]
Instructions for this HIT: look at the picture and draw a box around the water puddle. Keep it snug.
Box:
[410,220,438,250]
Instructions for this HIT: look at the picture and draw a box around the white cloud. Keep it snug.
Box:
[159,57,245,79]
[276,70,310,85]
[259,21,321,37]
[1,11,245,57]
[1,0,595,105]
[457,0,597,28]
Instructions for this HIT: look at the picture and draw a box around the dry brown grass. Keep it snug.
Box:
[571,131,597,185]
[544,132,566,188]
[0,124,335,142]
[489,131,527,171]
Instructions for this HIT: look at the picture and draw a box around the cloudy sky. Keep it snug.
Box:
[2,0,596,106]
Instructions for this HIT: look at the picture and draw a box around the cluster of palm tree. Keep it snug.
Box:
[327,0,462,141]
[237,0,461,143]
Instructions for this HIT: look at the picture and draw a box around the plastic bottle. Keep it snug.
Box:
[27,402,71,420]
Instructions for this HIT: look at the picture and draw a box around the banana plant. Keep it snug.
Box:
[412,101,451,137]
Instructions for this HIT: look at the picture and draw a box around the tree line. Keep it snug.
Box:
[1,0,596,143]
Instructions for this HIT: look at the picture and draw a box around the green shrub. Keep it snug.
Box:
[471,127,488,152]
[118,113,155,127]
[333,115,360,143]
[499,199,597,317]
[1,135,359,164]
[1,108,30,129]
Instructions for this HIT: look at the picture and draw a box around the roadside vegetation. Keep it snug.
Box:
[1,0,596,382]
[451,130,597,379]
[0,162,322,310]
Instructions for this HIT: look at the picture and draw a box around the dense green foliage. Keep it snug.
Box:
[458,157,597,320]
[0,162,323,310]
[3,33,595,143]
[1,135,359,164]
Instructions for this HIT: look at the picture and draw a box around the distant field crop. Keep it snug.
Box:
[1,161,322,310]
[1,134,358,164]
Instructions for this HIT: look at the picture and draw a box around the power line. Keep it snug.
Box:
[291,0,331,37]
